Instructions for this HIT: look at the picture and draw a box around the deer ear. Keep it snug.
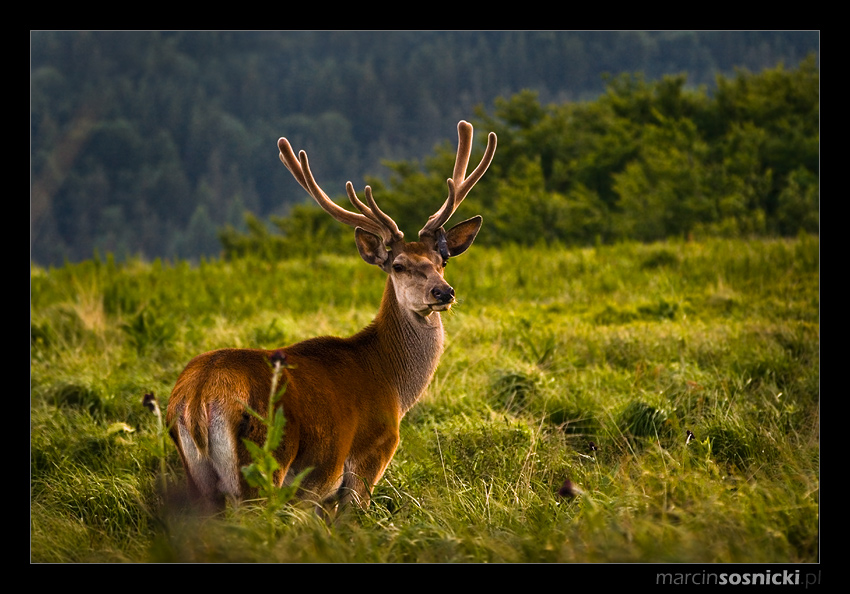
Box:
[355,227,391,268]
[444,215,482,257]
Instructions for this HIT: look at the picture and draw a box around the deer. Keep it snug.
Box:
[166,121,497,516]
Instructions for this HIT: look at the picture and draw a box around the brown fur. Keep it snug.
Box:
[166,122,495,515]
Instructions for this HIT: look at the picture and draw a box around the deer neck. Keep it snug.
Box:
[361,277,445,415]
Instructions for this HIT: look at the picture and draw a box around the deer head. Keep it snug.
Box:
[278,120,497,318]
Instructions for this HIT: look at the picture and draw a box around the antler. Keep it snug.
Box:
[278,137,404,245]
[419,120,497,240]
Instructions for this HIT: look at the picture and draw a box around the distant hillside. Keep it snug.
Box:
[30,31,819,264]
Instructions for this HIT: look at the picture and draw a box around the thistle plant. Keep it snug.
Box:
[240,350,310,512]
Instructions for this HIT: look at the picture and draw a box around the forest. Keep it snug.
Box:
[30,31,820,564]
[30,31,819,265]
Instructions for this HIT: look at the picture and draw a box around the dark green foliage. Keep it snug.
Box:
[49,381,117,417]
[31,32,817,265]
[546,405,603,439]
[700,420,761,467]
[121,305,177,354]
[618,400,673,439]
[218,207,350,260]
[489,370,540,413]
[223,58,818,259]
[474,60,818,246]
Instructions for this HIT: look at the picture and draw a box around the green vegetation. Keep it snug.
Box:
[31,31,818,264]
[30,235,819,562]
[220,57,819,260]
[30,32,819,564]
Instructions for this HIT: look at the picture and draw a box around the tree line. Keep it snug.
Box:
[221,57,819,259]
[30,31,818,264]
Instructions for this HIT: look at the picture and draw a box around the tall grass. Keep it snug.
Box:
[30,236,819,562]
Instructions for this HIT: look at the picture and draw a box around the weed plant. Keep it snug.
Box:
[30,236,819,563]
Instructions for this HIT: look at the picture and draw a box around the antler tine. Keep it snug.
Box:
[278,137,399,242]
[364,186,404,242]
[277,137,311,192]
[452,120,474,185]
[457,130,497,199]
[419,121,497,238]
[345,183,404,243]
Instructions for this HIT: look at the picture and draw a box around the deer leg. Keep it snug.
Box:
[337,430,400,509]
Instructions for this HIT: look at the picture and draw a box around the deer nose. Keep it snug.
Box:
[432,285,455,304]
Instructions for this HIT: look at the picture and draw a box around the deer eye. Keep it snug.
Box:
[392,263,404,273]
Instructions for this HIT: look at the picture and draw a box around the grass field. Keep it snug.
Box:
[30,236,819,563]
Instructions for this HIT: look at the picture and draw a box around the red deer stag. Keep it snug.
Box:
[166,121,497,514]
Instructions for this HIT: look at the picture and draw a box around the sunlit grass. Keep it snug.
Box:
[30,236,818,562]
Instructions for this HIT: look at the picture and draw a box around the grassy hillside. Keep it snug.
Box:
[30,236,819,563]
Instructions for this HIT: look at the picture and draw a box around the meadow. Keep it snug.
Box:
[30,235,819,563]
